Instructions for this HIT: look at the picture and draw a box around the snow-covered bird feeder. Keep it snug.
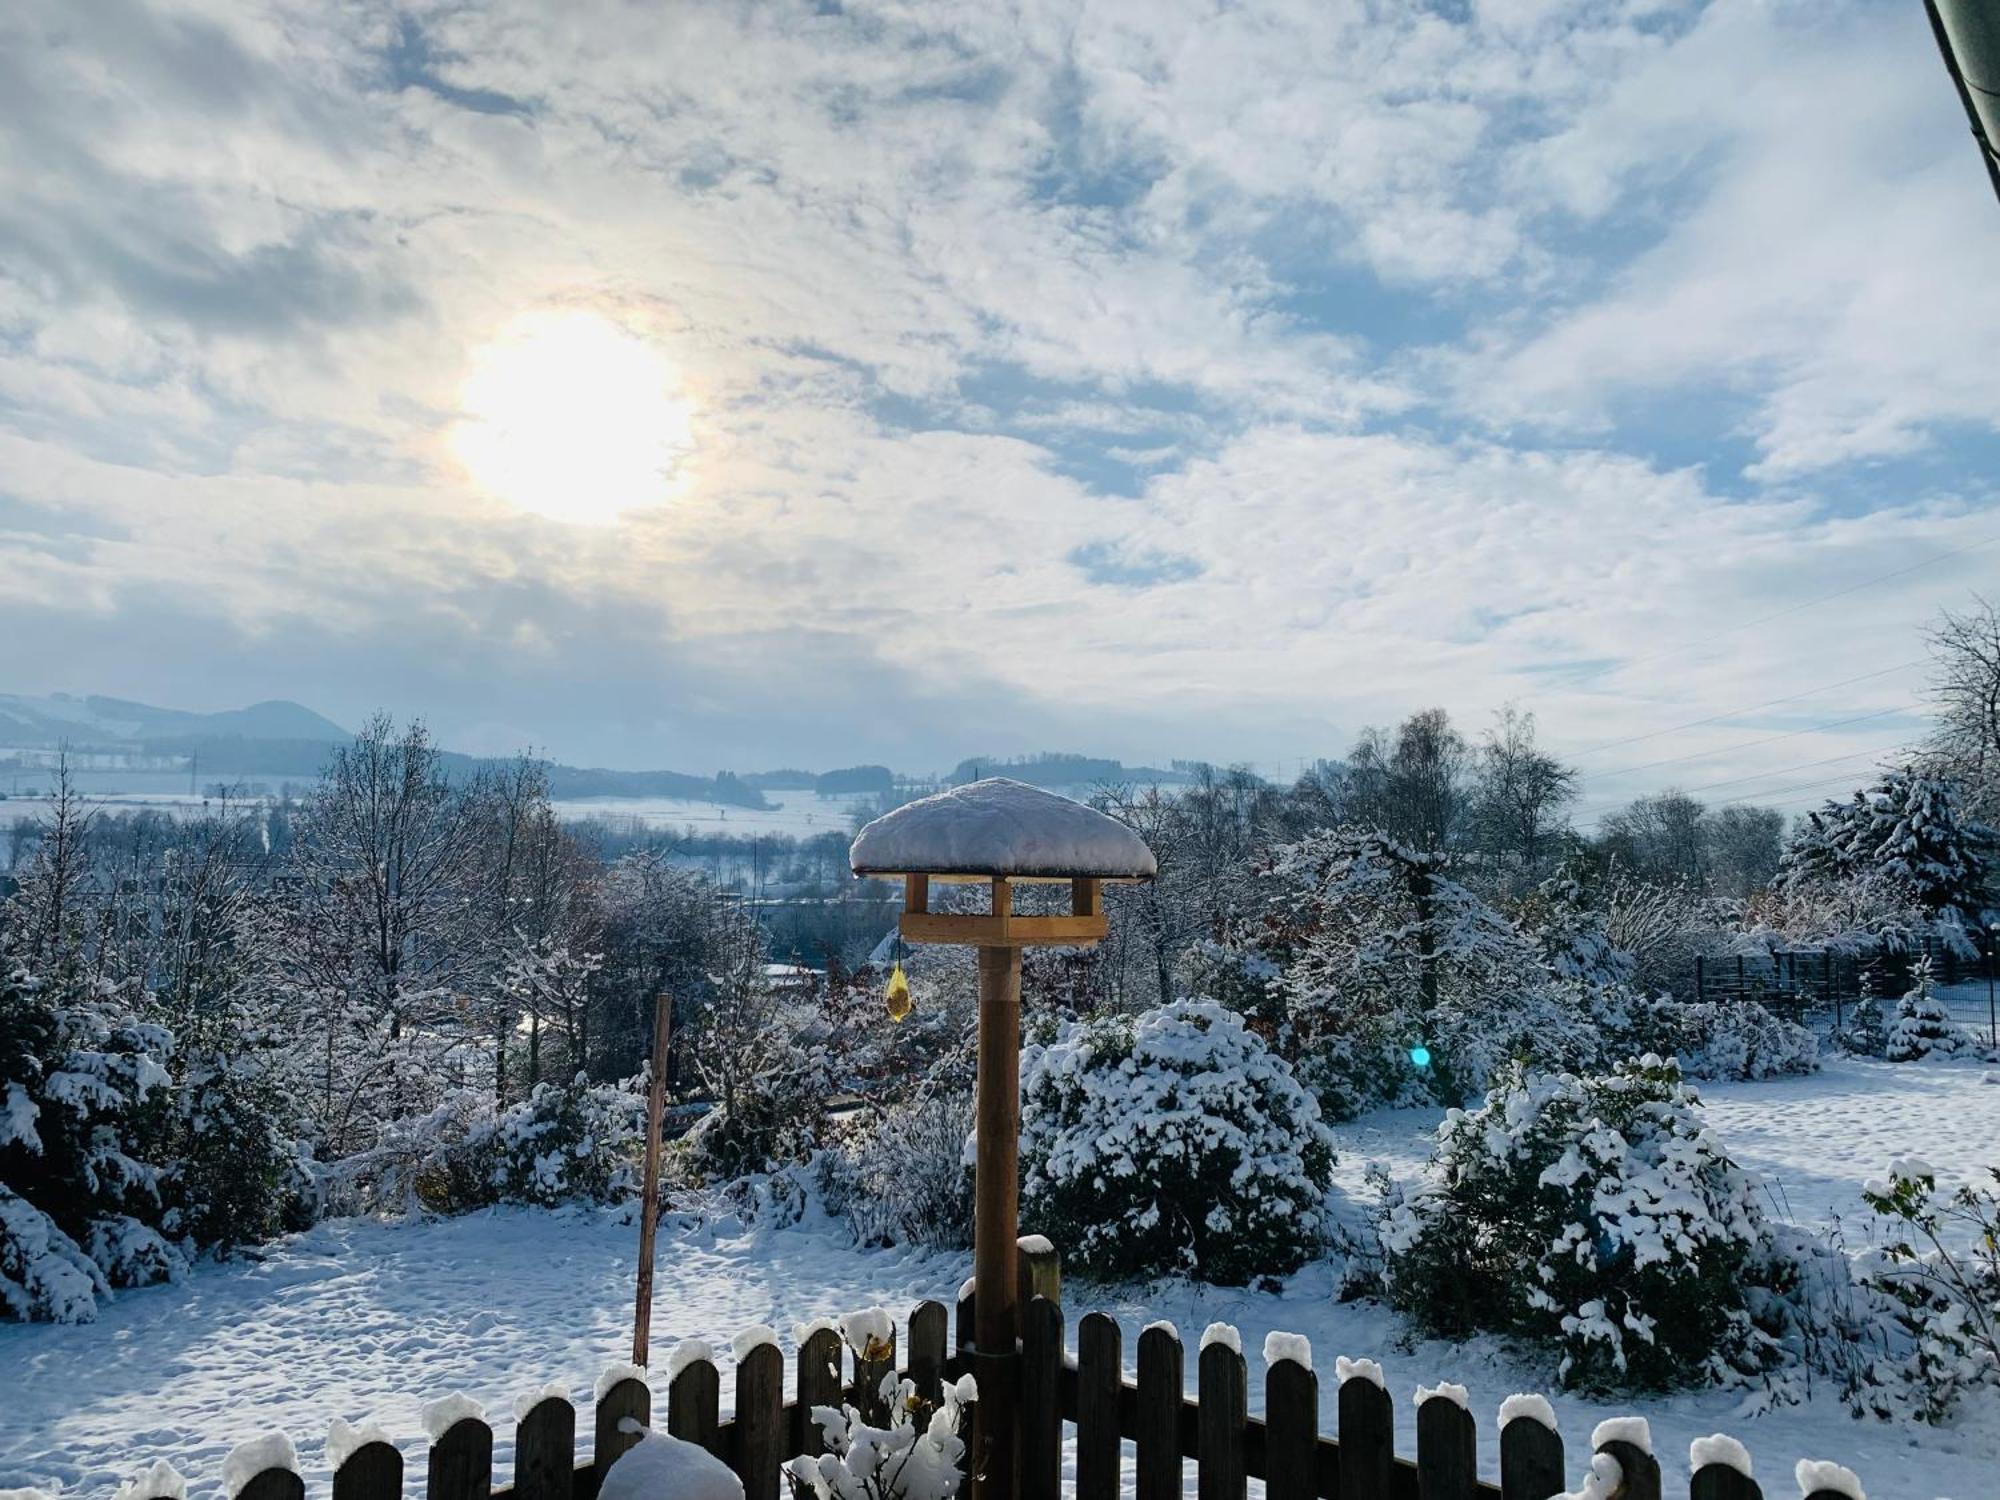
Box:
[850,778,1154,1499]
[849,776,1156,947]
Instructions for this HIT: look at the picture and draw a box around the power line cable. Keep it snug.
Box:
[1672,743,1912,797]
[1589,534,2000,678]
[1583,703,1925,783]
[1719,769,1904,807]
[1561,660,1925,758]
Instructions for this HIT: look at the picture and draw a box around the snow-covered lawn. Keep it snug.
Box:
[4,1058,1997,1500]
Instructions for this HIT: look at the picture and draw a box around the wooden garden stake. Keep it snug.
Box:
[632,991,673,1367]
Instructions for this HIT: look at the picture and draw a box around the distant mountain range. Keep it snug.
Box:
[0,693,351,749]
[0,692,769,808]
[0,693,1201,807]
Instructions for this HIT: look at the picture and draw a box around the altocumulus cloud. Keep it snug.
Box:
[0,0,1994,779]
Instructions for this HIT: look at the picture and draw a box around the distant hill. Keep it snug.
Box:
[0,693,351,751]
[0,692,768,809]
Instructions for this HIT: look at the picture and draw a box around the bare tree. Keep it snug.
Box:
[1927,596,2000,822]
[1600,790,1710,888]
[1473,705,1578,881]
[279,714,493,1153]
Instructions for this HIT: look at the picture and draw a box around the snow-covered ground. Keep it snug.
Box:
[3,1059,1997,1500]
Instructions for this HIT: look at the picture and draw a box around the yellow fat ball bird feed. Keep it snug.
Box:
[884,962,912,1022]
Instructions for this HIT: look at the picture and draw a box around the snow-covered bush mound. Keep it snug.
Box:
[348,1073,644,1214]
[1020,998,1335,1285]
[0,958,187,1322]
[1619,995,1819,1081]
[1380,1056,1781,1392]
[681,1038,828,1183]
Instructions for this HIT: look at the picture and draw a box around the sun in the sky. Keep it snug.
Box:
[449,308,696,526]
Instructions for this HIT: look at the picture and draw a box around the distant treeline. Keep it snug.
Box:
[102,734,775,809]
[948,751,1194,788]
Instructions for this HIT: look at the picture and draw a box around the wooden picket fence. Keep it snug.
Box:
[200,1274,1868,1500]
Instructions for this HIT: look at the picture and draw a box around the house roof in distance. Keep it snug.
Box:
[849,777,1157,879]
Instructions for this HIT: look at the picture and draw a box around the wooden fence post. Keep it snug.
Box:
[1017,1236,1061,1321]
[1020,1297,1063,1500]
[1498,1406,1563,1500]
[1415,1392,1476,1500]
[1075,1313,1122,1500]
[734,1341,784,1500]
[910,1300,949,1408]
[238,1472,305,1500]
[593,1373,651,1476]
[796,1327,842,1457]
[1197,1328,1247,1500]
[1690,1462,1761,1500]
[853,1321,898,1428]
[1264,1351,1317,1500]
[332,1441,402,1500]
[1594,1423,1660,1500]
[426,1418,493,1500]
[514,1397,576,1500]
[1337,1365,1394,1500]
[1135,1323,1184,1500]
[666,1355,718,1454]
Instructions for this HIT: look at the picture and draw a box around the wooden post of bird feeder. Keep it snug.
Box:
[850,780,1155,1500]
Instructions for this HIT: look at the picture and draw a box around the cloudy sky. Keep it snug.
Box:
[2,0,1996,816]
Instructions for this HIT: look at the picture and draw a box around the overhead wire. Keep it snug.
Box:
[1581,703,1926,783]
[1561,660,1925,759]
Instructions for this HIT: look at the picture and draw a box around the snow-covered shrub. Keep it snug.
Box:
[1380,1056,1780,1392]
[0,956,186,1320]
[0,1181,103,1322]
[683,1038,828,1183]
[842,1092,973,1250]
[458,1073,645,1208]
[1237,829,1570,1117]
[1779,767,1993,924]
[1885,963,1972,1062]
[1617,995,1819,1081]
[1019,999,1335,1285]
[341,1073,643,1214]
[1855,1158,2000,1418]
[787,1372,976,1500]
[1839,989,1889,1058]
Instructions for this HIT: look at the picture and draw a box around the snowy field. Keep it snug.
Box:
[3,1058,1997,1500]
[0,788,875,840]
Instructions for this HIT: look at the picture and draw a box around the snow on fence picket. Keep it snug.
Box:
[89,1243,1872,1500]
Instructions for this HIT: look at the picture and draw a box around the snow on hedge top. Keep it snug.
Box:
[849,779,1156,878]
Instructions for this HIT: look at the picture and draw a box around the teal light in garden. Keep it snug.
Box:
[1409,1044,1433,1070]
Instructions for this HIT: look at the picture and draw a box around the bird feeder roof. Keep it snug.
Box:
[849,777,1157,880]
